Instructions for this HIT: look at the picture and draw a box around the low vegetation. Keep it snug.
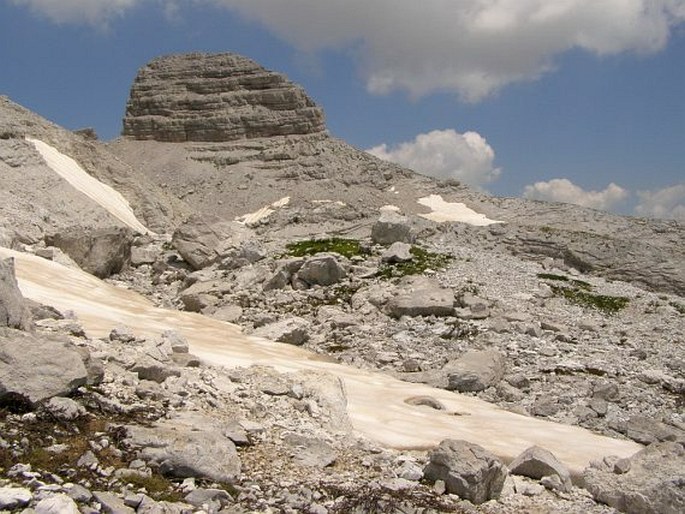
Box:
[537,272,630,315]
[284,238,366,259]
[377,246,452,279]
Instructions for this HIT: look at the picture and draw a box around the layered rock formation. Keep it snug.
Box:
[122,53,326,142]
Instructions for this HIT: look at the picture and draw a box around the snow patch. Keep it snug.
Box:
[236,196,290,227]
[418,194,502,226]
[27,138,151,234]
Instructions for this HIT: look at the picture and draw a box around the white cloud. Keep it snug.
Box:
[11,1,685,98]
[212,0,685,101]
[10,0,138,25]
[366,129,500,188]
[635,184,685,221]
[522,178,629,211]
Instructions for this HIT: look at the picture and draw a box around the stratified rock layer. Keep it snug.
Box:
[122,53,326,142]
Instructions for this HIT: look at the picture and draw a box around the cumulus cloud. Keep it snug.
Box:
[10,0,138,25]
[10,1,685,98]
[635,184,685,221]
[212,0,685,101]
[366,129,500,188]
[522,178,629,211]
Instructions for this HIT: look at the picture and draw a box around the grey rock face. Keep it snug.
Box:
[508,446,572,492]
[381,242,413,263]
[171,217,222,270]
[0,487,32,509]
[123,53,326,142]
[0,257,31,330]
[583,442,684,514]
[386,277,454,318]
[296,254,347,286]
[444,350,505,392]
[253,317,310,345]
[423,439,508,504]
[0,327,88,406]
[371,211,413,245]
[124,411,241,483]
[45,226,134,278]
[35,493,80,514]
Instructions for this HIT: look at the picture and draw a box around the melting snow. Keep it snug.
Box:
[0,246,641,476]
[27,138,151,234]
[236,196,290,227]
[418,194,503,226]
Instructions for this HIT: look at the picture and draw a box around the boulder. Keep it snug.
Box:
[296,254,347,286]
[253,317,310,345]
[0,487,32,510]
[508,446,572,492]
[0,257,31,330]
[444,350,505,392]
[0,328,88,407]
[381,242,413,263]
[45,226,134,278]
[583,442,684,514]
[387,277,454,318]
[371,211,413,245]
[35,494,80,514]
[423,439,508,504]
[614,416,685,445]
[283,433,338,468]
[171,217,222,270]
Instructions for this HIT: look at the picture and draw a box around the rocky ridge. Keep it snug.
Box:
[123,53,326,142]
[0,52,683,513]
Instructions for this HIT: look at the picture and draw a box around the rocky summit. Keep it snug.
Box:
[0,52,683,514]
[122,53,326,142]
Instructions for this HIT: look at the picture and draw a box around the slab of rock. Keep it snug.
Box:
[171,217,222,270]
[386,277,454,318]
[615,416,685,445]
[284,433,338,468]
[125,411,241,483]
[444,350,505,392]
[45,226,134,278]
[296,254,347,286]
[508,446,572,492]
[583,442,684,514]
[381,242,413,263]
[93,491,135,514]
[0,487,32,509]
[123,53,325,142]
[35,493,80,514]
[253,317,310,345]
[371,211,413,245]
[423,439,508,504]
[0,327,88,406]
[0,257,31,330]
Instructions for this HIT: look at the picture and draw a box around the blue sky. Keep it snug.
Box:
[1,1,684,220]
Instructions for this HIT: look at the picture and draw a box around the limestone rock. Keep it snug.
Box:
[124,411,241,483]
[45,226,134,278]
[444,350,505,392]
[93,491,135,514]
[583,442,684,514]
[296,254,347,286]
[253,317,310,345]
[0,327,88,406]
[0,257,31,330]
[381,242,413,263]
[43,396,86,421]
[123,53,326,142]
[284,433,338,468]
[35,494,80,514]
[508,446,572,492]
[0,487,32,510]
[371,211,413,245]
[386,277,454,318]
[171,217,222,270]
[423,439,508,504]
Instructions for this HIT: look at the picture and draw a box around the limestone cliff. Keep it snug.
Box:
[122,53,326,142]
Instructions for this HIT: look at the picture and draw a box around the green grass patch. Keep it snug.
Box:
[550,285,629,315]
[284,238,365,259]
[377,246,452,279]
[669,301,685,315]
[537,273,591,290]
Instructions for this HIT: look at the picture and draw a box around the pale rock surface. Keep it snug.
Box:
[35,493,80,514]
[371,210,413,245]
[0,487,32,509]
[123,53,326,142]
[0,327,88,405]
[386,276,455,318]
[381,241,413,263]
[296,254,347,286]
[444,350,506,392]
[508,446,573,492]
[252,317,310,345]
[423,439,508,504]
[0,257,32,330]
[583,442,685,514]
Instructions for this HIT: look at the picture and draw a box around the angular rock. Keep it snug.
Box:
[583,442,684,514]
[371,211,413,245]
[615,416,685,445]
[0,487,32,509]
[45,226,134,278]
[0,257,31,330]
[123,53,326,142]
[444,350,505,392]
[130,357,182,383]
[381,242,413,263]
[35,494,80,514]
[284,433,338,468]
[0,328,88,406]
[125,411,241,483]
[423,439,508,504]
[184,488,232,509]
[386,277,454,318]
[93,491,135,514]
[296,254,347,286]
[43,396,86,421]
[508,446,572,492]
[171,217,222,270]
[253,317,310,345]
